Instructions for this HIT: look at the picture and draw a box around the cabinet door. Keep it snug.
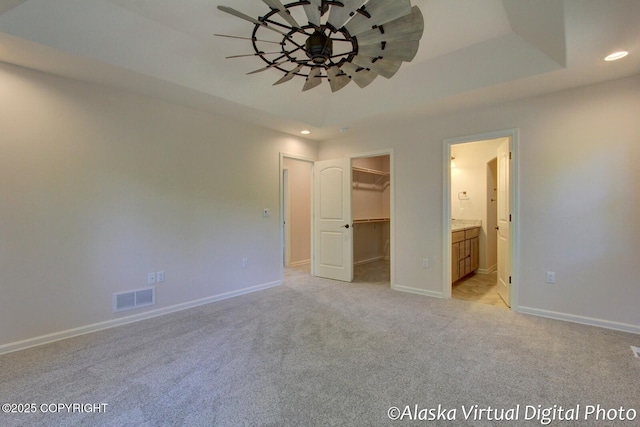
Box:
[471,237,479,271]
[459,259,467,277]
[452,243,460,282]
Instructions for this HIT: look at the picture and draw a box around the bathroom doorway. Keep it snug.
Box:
[444,130,518,309]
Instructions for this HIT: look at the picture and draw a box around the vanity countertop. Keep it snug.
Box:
[451,219,482,231]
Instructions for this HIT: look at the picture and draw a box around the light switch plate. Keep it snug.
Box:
[546,271,556,284]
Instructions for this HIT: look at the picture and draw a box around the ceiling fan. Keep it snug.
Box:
[216,0,424,92]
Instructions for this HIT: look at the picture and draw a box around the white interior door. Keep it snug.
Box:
[496,139,511,306]
[313,158,353,282]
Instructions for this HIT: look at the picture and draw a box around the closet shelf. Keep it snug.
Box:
[353,217,391,224]
[352,166,390,176]
[352,166,390,190]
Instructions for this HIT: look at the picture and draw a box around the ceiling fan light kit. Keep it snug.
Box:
[217,0,424,92]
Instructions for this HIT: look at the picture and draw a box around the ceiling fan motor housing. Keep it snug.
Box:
[306,32,333,64]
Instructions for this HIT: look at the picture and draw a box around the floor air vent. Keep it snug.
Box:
[113,287,155,312]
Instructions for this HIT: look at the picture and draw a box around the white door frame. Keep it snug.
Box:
[442,129,519,310]
[349,148,396,287]
[279,152,315,280]
[280,149,396,287]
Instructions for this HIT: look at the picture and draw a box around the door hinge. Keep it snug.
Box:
[509,214,512,222]
[509,276,512,284]
[509,151,512,160]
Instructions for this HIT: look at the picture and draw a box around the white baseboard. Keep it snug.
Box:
[354,256,385,267]
[392,284,444,299]
[477,264,497,275]
[289,259,311,267]
[0,280,282,355]
[517,306,640,335]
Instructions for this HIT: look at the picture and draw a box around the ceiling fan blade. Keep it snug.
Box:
[302,67,323,91]
[214,34,282,45]
[262,0,301,28]
[226,51,282,59]
[273,65,304,85]
[217,6,263,26]
[303,0,322,27]
[340,62,378,88]
[351,55,401,78]
[246,60,289,75]
[218,6,288,36]
[327,0,365,30]
[358,40,420,62]
[353,6,424,44]
[345,0,412,37]
[326,66,352,92]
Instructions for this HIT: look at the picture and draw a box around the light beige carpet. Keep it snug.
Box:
[1,267,638,426]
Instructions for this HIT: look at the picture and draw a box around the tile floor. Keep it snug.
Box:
[451,271,509,309]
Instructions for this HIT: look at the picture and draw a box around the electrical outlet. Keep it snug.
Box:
[242,258,248,269]
[147,272,156,284]
[546,271,556,284]
[157,271,165,283]
[422,258,429,269]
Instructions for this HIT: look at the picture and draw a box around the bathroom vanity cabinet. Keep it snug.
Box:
[452,226,480,282]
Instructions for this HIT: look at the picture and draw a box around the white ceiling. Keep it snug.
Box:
[0,0,638,140]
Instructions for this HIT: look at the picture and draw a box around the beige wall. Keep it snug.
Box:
[0,63,317,349]
[320,75,640,332]
[1,61,638,350]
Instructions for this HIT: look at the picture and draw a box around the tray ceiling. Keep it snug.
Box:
[1,0,638,140]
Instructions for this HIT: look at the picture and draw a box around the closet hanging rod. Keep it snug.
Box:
[352,166,389,176]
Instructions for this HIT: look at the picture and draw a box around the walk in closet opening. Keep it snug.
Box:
[352,155,391,284]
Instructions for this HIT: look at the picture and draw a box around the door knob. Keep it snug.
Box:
[342,224,350,229]
[495,226,500,230]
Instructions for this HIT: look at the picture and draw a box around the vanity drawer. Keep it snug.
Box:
[465,227,479,239]
[452,230,465,243]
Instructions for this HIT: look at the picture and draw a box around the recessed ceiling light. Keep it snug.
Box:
[604,51,629,61]
[300,130,311,135]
